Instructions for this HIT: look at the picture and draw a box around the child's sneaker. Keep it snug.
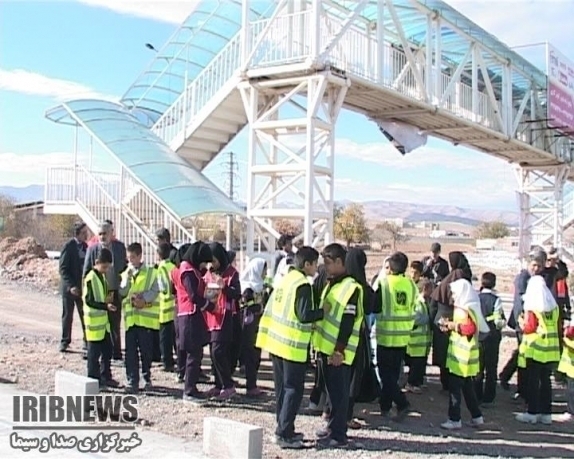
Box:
[440,419,462,430]
[405,384,422,394]
[205,387,221,398]
[538,414,552,425]
[246,387,263,397]
[470,416,484,427]
[215,387,236,401]
[515,412,537,424]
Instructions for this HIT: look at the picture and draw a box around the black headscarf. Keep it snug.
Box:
[345,248,368,287]
[183,241,212,268]
[227,250,237,265]
[174,243,191,268]
[431,251,472,305]
[209,242,229,273]
[345,248,374,315]
[448,251,472,280]
[313,265,328,305]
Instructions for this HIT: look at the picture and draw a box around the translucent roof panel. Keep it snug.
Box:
[121,0,276,126]
[327,0,547,96]
[46,99,243,218]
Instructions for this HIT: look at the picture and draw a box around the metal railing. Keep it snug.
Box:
[45,163,196,263]
[151,7,533,156]
[152,31,243,145]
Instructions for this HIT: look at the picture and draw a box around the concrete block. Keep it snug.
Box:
[203,417,263,459]
[54,371,99,396]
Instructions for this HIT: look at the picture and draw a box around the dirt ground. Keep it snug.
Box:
[0,278,572,459]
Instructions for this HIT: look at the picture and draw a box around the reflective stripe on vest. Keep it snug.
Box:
[256,269,313,363]
[519,308,561,365]
[446,308,480,378]
[558,336,574,379]
[82,270,110,342]
[157,260,176,324]
[122,266,160,331]
[407,296,431,358]
[312,277,363,366]
[375,275,417,348]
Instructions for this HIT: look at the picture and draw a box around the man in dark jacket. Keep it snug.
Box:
[421,242,450,284]
[84,221,127,361]
[156,228,178,263]
[59,222,89,353]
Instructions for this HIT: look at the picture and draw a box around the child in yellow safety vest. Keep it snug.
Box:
[438,278,489,430]
[120,242,160,394]
[83,248,118,390]
[156,242,177,372]
[515,274,561,425]
[557,323,574,423]
[405,279,433,394]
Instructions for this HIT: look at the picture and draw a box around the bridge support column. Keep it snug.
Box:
[239,71,350,256]
[515,165,569,261]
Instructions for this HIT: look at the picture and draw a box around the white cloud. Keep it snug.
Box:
[334,137,514,173]
[0,68,117,102]
[76,0,194,24]
[444,1,573,58]
[0,152,75,187]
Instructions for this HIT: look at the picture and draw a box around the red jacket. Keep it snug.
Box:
[172,261,205,316]
[203,266,237,331]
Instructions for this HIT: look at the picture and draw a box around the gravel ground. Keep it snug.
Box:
[0,277,572,459]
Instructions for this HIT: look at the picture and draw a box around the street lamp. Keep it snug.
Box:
[145,43,158,52]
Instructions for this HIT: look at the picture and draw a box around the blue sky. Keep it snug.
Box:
[0,0,573,211]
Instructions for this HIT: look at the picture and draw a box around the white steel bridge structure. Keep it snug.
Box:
[43,0,574,263]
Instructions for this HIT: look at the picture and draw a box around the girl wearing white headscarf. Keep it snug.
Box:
[239,257,269,397]
[439,278,486,430]
[515,275,561,425]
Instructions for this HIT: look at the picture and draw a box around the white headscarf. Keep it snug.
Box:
[450,278,490,334]
[240,257,267,294]
[372,256,390,291]
[523,275,557,313]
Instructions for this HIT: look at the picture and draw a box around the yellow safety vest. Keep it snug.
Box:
[122,265,160,331]
[157,260,176,324]
[256,269,313,363]
[558,335,574,379]
[312,277,364,366]
[518,308,561,367]
[82,270,110,342]
[407,295,431,358]
[375,275,416,348]
[446,308,480,378]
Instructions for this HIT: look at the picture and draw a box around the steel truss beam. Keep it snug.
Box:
[239,71,349,254]
[515,165,570,261]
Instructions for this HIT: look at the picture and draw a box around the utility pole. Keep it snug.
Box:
[222,151,239,250]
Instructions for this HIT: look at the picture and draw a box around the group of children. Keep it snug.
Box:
[82,241,271,398]
[80,238,574,441]
[392,253,573,429]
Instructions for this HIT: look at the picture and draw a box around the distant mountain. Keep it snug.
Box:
[358,200,518,226]
[0,185,44,203]
[0,185,518,225]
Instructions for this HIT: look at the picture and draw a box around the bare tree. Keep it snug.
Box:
[376,221,410,251]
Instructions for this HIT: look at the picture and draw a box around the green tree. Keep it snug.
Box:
[475,221,510,239]
[334,203,370,248]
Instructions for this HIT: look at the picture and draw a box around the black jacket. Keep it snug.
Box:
[59,238,87,295]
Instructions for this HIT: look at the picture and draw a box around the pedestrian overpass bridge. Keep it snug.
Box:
[43,0,574,262]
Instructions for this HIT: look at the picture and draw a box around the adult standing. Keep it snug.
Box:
[273,234,294,276]
[421,242,450,285]
[59,222,89,354]
[84,221,127,362]
[156,228,178,263]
